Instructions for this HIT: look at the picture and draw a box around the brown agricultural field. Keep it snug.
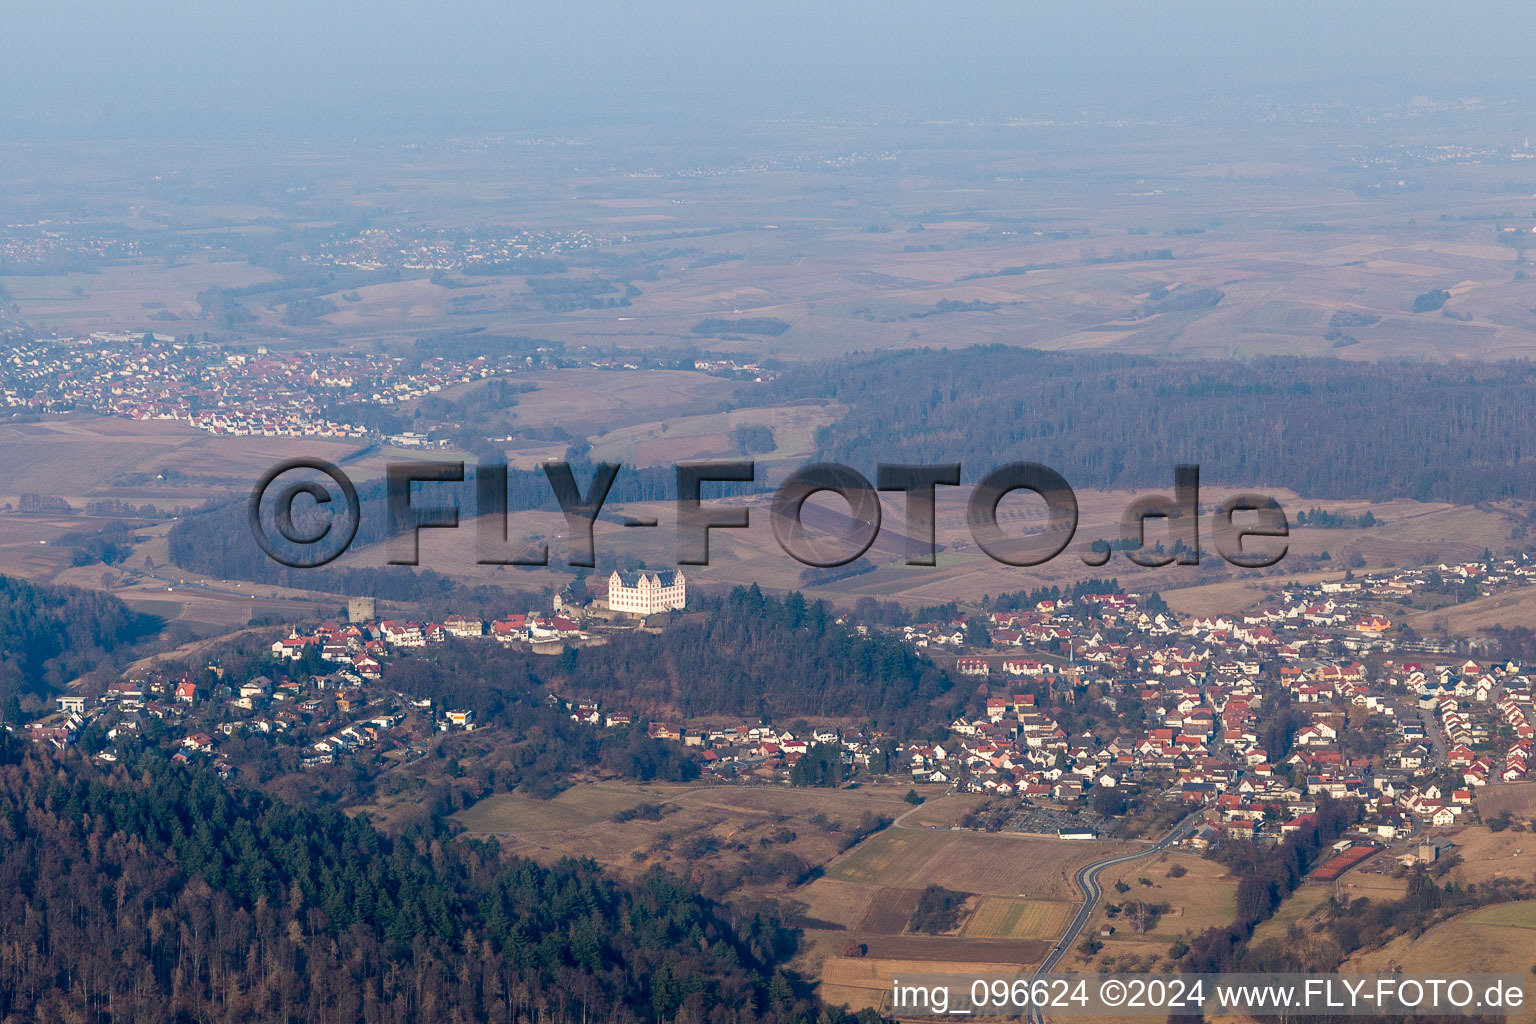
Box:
[586,400,843,467]
[447,780,916,893]
[824,827,1121,899]
[0,414,368,509]
[0,260,280,334]
[816,953,1029,1015]
[1437,826,1536,887]
[856,888,923,934]
[507,368,742,434]
[1474,783,1536,823]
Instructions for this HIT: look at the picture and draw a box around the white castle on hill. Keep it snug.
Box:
[608,569,687,616]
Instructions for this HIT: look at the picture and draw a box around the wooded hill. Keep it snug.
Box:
[0,736,871,1024]
[767,347,1536,503]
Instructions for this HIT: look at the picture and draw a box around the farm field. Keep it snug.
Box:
[1473,784,1536,824]
[0,414,369,507]
[504,368,742,435]
[585,400,844,468]
[1437,826,1536,887]
[795,828,1126,1008]
[1344,900,1536,1017]
[962,896,1075,940]
[824,827,1120,898]
[817,953,1028,1015]
[854,887,922,934]
[1061,851,1237,971]
[451,783,694,833]
[899,794,991,828]
[446,780,917,890]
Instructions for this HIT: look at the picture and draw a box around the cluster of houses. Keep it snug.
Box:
[1440,692,1533,786]
[20,598,670,774]
[270,608,592,678]
[0,325,759,442]
[873,569,1536,844]
[302,225,601,273]
[1,332,514,438]
[25,660,441,775]
[0,230,143,268]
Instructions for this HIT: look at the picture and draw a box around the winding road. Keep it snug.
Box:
[1024,809,1205,1024]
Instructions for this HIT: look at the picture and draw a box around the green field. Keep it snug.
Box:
[1466,901,1536,929]
[963,897,1075,940]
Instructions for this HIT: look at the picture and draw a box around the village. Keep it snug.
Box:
[0,327,757,444]
[0,330,538,439]
[17,551,1536,877]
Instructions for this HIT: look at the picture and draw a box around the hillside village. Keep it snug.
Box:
[19,552,1536,867]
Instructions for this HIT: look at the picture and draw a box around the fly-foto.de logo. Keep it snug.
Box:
[248,459,1288,571]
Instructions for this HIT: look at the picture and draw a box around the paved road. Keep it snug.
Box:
[1025,809,1204,1024]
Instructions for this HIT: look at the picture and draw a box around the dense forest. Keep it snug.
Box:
[763,348,1536,504]
[0,575,157,709]
[0,737,864,1024]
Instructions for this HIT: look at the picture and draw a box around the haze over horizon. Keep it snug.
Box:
[6,0,1536,137]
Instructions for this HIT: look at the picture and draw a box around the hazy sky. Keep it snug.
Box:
[4,0,1535,135]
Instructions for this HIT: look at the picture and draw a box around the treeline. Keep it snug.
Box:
[1413,289,1451,313]
[15,493,77,514]
[0,575,157,708]
[0,738,859,1024]
[765,347,1536,503]
[1137,285,1223,316]
[544,586,958,732]
[909,886,967,935]
[527,276,633,313]
[1483,624,1536,661]
[1294,507,1380,529]
[56,520,146,566]
[84,497,166,518]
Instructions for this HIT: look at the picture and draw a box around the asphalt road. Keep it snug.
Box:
[1025,809,1204,1024]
